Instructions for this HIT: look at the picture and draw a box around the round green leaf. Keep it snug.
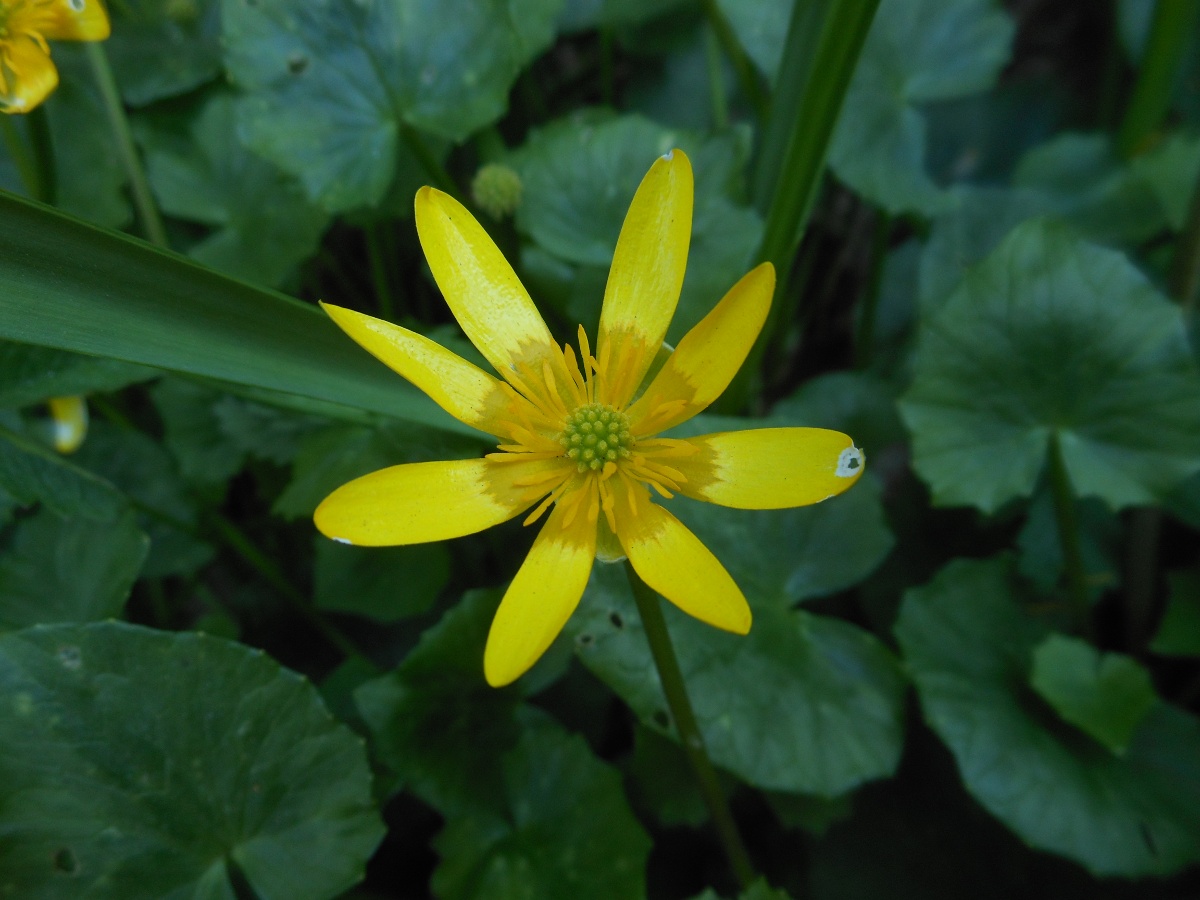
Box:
[828,0,1014,216]
[0,509,147,631]
[895,556,1200,876]
[901,218,1200,512]
[1029,633,1158,755]
[315,538,448,622]
[141,93,329,288]
[431,708,651,900]
[221,0,562,212]
[0,622,385,897]
[108,0,223,106]
[570,565,906,796]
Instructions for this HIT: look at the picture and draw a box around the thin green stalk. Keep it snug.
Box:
[1116,0,1200,158]
[855,209,892,369]
[599,27,615,106]
[1047,435,1093,639]
[625,561,755,890]
[86,43,167,247]
[729,0,879,410]
[25,107,57,204]
[400,123,458,196]
[701,0,768,123]
[0,116,39,200]
[205,510,375,668]
[364,223,396,320]
[704,24,730,130]
[1169,151,1200,314]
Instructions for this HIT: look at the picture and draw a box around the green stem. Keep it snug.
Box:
[364,223,395,320]
[625,561,755,890]
[0,115,42,201]
[1116,0,1200,158]
[85,43,168,247]
[701,0,768,122]
[599,27,615,106]
[400,123,457,196]
[1047,435,1093,639]
[205,510,375,668]
[26,107,57,204]
[855,209,892,369]
[1169,150,1200,315]
[729,0,879,410]
[704,24,730,130]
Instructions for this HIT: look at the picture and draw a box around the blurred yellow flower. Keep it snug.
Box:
[0,0,110,114]
[47,394,86,453]
[315,150,865,686]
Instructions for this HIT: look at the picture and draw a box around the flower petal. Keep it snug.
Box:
[673,428,865,509]
[0,38,58,114]
[617,496,750,634]
[627,263,774,436]
[484,495,598,686]
[48,395,87,454]
[39,0,111,40]
[314,456,564,546]
[415,187,557,378]
[597,149,693,409]
[321,302,514,435]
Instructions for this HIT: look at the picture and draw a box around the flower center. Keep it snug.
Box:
[559,403,633,473]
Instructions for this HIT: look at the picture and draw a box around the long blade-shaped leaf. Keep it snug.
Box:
[0,191,473,435]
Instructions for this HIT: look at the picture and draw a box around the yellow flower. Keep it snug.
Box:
[0,0,110,114]
[315,150,865,686]
[47,394,87,453]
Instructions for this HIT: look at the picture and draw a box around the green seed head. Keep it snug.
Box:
[471,163,523,220]
[560,404,633,472]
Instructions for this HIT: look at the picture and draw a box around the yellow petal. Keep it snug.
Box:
[40,0,111,40]
[618,497,750,634]
[597,149,693,408]
[627,263,774,436]
[484,496,598,686]
[48,395,87,454]
[314,456,565,546]
[320,302,514,436]
[673,428,865,509]
[0,38,58,114]
[414,187,558,379]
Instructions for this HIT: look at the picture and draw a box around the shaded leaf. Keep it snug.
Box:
[1151,570,1200,657]
[431,707,651,900]
[0,342,155,409]
[107,0,223,106]
[0,622,385,896]
[315,538,448,622]
[0,509,147,631]
[0,424,128,521]
[221,0,562,212]
[895,556,1200,876]
[571,565,906,796]
[1029,633,1158,754]
[901,218,1200,512]
[141,92,329,287]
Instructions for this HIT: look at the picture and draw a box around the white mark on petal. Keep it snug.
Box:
[68,0,86,11]
[835,446,864,478]
[661,148,675,161]
[332,536,354,545]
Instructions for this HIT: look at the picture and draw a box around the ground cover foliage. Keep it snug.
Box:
[2,0,1200,897]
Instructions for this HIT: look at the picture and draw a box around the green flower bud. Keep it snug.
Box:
[471,163,523,220]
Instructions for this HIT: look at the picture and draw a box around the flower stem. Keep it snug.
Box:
[364,222,396,320]
[704,24,730,130]
[700,0,768,123]
[1116,0,1200,159]
[624,561,755,890]
[854,208,891,369]
[727,0,879,410]
[1169,150,1200,315]
[26,107,57,204]
[1047,434,1093,639]
[0,115,41,201]
[85,43,168,247]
